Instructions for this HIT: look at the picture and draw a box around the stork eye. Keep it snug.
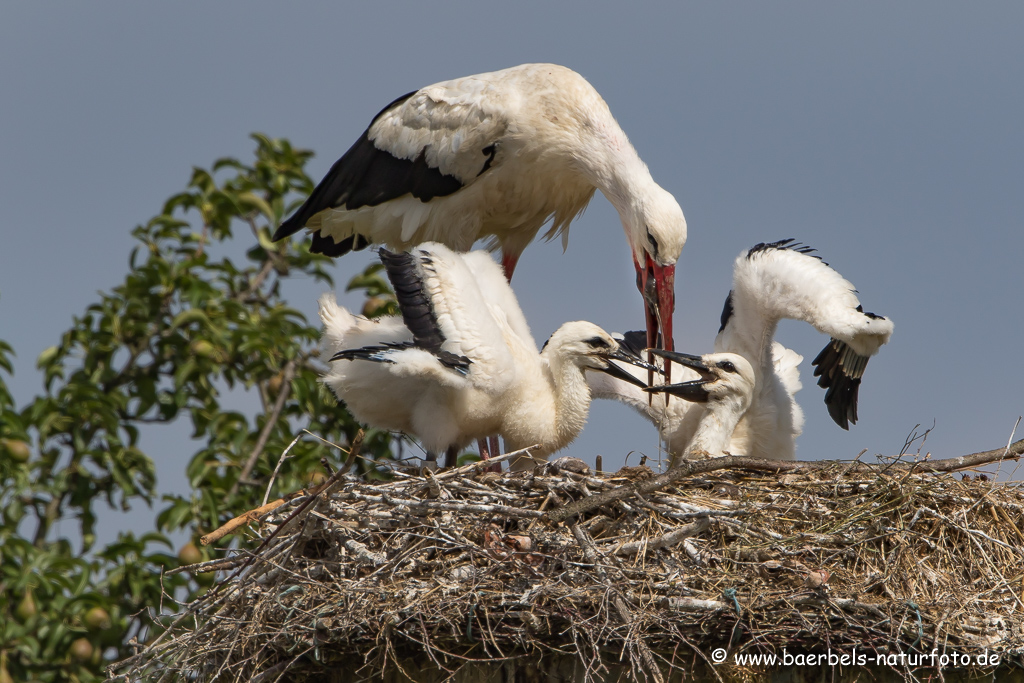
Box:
[645,227,660,259]
[717,360,737,373]
[584,336,610,349]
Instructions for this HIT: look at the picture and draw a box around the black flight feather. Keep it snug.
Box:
[718,291,735,334]
[616,330,649,357]
[332,342,471,376]
[745,238,828,266]
[273,90,464,253]
[811,338,870,430]
[378,248,447,355]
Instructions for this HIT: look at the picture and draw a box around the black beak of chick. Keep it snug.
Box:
[643,350,713,403]
[595,348,663,390]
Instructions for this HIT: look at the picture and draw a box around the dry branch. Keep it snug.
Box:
[200,494,298,546]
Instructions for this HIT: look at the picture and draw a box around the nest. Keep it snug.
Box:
[111,445,1024,682]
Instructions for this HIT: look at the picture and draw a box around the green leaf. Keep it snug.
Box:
[35,346,59,369]
[170,308,211,330]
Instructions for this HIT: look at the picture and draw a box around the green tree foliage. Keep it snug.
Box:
[0,135,396,681]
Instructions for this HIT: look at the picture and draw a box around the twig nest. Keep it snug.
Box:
[114,461,1024,682]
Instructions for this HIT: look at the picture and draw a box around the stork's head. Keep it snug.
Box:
[644,351,754,411]
[627,183,686,357]
[543,321,658,388]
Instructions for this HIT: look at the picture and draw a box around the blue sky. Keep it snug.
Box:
[2,3,1022,542]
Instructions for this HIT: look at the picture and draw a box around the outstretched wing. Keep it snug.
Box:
[380,243,518,393]
[461,250,537,352]
[722,239,894,429]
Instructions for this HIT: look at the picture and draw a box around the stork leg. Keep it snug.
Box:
[444,446,460,469]
[477,437,503,472]
[423,451,438,472]
[501,252,520,281]
[487,436,502,472]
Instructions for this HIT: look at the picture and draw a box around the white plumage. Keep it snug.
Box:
[318,243,651,470]
[645,352,756,460]
[590,239,894,461]
[276,63,686,354]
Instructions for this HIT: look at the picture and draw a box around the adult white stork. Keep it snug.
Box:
[318,242,654,470]
[589,239,894,461]
[274,63,686,362]
[645,352,756,459]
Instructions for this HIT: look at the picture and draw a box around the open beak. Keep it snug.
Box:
[643,350,713,403]
[634,254,676,397]
[594,348,662,390]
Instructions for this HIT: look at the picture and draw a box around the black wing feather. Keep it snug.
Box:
[310,232,371,257]
[718,291,735,334]
[811,338,870,430]
[332,341,470,375]
[745,238,828,266]
[616,330,649,357]
[272,90,464,253]
[378,248,447,355]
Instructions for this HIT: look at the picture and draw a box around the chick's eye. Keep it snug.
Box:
[717,360,737,373]
[584,336,610,349]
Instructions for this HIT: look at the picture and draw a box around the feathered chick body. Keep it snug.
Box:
[319,242,650,469]
[590,239,893,460]
[646,352,757,459]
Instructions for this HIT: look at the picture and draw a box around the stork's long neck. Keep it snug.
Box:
[684,394,750,459]
[575,124,652,241]
[543,354,594,456]
[719,293,779,375]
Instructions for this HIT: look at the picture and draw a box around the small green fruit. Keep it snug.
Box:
[266,373,284,398]
[192,570,215,587]
[69,638,93,662]
[1,439,30,463]
[15,591,37,621]
[190,340,217,358]
[177,542,203,566]
[84,606,112,631]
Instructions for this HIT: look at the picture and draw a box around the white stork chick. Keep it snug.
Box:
[275,63,686,358]
[590,239,894,461]
[318,242,652,469]
[645,352,755,459]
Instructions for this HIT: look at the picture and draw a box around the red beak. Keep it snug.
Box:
[634,254,676,395]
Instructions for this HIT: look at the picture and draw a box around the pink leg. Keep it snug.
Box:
[501,251,520,281]
[477,438,491,460]
[491,251,516,473]
[487,435,502,472]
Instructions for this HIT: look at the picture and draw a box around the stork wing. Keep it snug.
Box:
[460,250,537,352]
[273,75,510,250]
[721,239,894,429]
[381,243,518,393]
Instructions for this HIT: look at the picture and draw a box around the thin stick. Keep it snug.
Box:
[613,517,710,556]
[908,437,1024,473]
[200,493,302,546]
[262,433,304,507]
[232,359,297,496]
[1003,417,1022,458]
[570,523,664,683]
